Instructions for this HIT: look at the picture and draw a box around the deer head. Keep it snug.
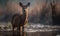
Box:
[19,2,30,16]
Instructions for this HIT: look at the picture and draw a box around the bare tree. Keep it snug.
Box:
[40,0,49,24]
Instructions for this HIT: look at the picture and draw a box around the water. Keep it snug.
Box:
[0,23,60,36]
[25,23,60,36]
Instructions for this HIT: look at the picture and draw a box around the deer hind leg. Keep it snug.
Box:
[12,27,14,36]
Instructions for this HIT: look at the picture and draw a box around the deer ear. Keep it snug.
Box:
[26,2,30,7]
[19,2,23,7]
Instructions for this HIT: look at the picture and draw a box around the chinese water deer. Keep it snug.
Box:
[11,2,30,36]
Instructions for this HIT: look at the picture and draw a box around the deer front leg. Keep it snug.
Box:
[17,26,20,36]
[22,26,24,36]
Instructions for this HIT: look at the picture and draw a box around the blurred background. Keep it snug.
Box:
[0,0,60,25]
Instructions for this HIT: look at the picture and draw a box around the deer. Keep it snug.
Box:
[11,2,30,36]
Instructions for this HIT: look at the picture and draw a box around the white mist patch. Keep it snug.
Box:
[24,23,60,32]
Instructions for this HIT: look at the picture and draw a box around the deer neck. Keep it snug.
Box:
[22,9,26,19]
